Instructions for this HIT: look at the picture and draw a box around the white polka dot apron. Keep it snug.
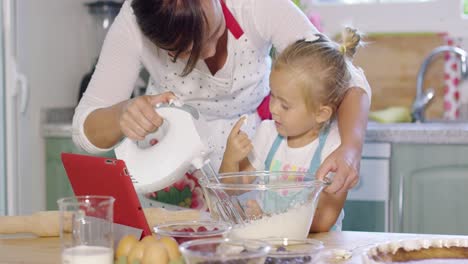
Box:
[141,0,271,210]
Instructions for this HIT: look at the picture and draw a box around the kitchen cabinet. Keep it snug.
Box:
[45,137,114,210]
[342,143,390,232]
[390,143,468,235]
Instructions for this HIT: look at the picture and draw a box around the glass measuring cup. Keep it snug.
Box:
[57,195,115,264]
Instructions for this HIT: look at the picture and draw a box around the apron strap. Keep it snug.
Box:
[307,126,341,232]
[262,125,338,231]
[307,126,330,174]
[220,0,244,39]
[264,135,283,170]
[264,126,330,173]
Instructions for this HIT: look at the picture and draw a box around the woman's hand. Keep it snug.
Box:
[223,117,253,165]
[119,92,177,140]
[315,144,361,194]
[317,86,369,194]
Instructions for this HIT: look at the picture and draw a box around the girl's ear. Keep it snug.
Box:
[315,105,333,124]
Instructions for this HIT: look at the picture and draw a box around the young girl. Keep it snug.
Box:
[220,27,363,232]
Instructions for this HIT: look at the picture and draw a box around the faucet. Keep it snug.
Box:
[412,46,468,122]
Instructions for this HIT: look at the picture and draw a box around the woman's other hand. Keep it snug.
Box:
[119,92,176,140]
[315,144,360,194]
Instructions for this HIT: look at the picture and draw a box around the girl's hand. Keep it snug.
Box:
[315,144,361,194]
[245,199,263,219]
[224,117,253,165]
[119,92,176,140]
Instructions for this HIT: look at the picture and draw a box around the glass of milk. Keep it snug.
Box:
[57,195,115,264]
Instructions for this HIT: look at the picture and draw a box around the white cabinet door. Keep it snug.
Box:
[403,166,468,234]
[343,143,390,232]
[348,159,389,202]
[391,144,468,235]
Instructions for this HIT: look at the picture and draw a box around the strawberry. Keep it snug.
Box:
[197,226,208,232]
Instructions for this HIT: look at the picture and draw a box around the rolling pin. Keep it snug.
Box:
[0,208,200,237]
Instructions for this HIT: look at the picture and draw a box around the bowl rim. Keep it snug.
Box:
[153,220,232,238]
[262,237,325,257]
[200,171,331,190]
[179,237,271,260]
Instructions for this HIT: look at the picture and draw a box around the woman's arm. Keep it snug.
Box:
[315,87,370,193]
[252,0,320,53]
[83,93,176,149]
[73,1,143,153]
[82,101,127,149]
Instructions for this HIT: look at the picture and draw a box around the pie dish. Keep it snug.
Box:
[362,238,468,263]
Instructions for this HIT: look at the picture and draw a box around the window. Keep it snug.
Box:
[313,0,430,3]
[312,0,467,17]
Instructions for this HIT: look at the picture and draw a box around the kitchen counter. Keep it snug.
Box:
[41,107,75,138]
[42,108,468,143]
[366,121,468,144]
[1,231,467,263]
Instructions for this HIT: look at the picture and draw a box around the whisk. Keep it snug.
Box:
[197,160,247,225]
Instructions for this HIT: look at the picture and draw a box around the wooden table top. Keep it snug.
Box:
[0,231,465,263]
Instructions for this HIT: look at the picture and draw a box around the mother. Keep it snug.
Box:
[73,0,371,207]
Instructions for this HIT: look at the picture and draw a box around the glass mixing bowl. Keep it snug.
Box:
[153,220,231,244]
[199,171,330,240]
[264,237,324,264]
[179,237,271,264]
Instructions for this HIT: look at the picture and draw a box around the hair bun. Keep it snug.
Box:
[341,27,362,58]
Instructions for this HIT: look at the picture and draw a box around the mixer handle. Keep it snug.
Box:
[136,100,200,149]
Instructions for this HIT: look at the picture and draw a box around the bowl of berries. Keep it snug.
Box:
[153,220,232,244]
[263,237,324,264]
[179,237,271,264]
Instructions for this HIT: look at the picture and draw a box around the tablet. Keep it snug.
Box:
[61,153,151,238]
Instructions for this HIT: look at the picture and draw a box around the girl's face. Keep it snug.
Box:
[169,0,226,60]
[269,68,330,146]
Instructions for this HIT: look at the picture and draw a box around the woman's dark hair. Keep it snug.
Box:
[132,0,205,76]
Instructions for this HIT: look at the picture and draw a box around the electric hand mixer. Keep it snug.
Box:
[114,101,212,194]
[114,100,246,224]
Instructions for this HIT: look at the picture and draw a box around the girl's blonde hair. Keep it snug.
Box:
[272,27,363,122]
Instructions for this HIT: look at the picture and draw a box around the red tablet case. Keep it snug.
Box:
[61,153,151,238]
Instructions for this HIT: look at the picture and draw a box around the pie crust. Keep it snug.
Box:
[362,238,468,263]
